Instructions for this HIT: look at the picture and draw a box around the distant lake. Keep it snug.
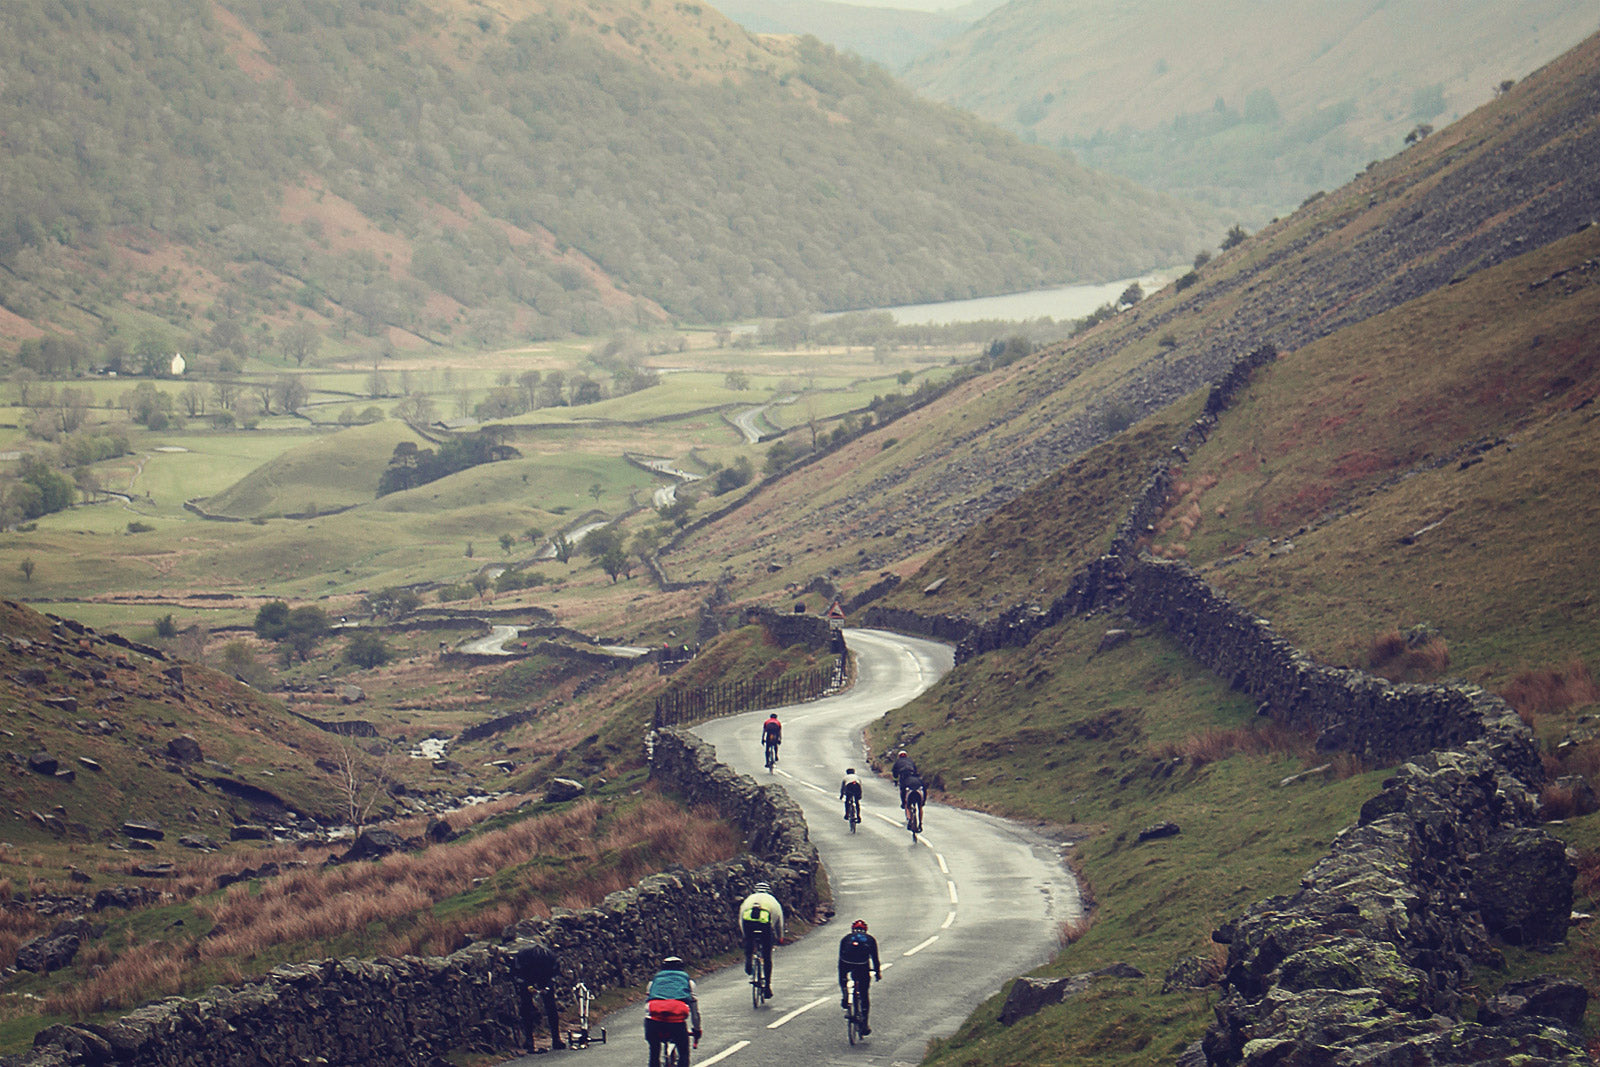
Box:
[872,268,1182,325]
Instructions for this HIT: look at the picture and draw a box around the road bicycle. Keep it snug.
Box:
[750,949,768,1008]
[655,1026,697,1067]
[844,972,869,1044]
[844,794,860,833]
[905,796,923,841]
[763,738,779,772]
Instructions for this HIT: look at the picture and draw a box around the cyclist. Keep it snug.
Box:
[839,768,862,824]
[645,956,701,1067]
[761,713,782,765]
[902,771,927,831]
[891,750,918,806]
[508,938,565,1052]
[837,919,881,1035]
[738,881,784,997]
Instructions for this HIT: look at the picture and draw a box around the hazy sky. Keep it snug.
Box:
[827,0,972,11]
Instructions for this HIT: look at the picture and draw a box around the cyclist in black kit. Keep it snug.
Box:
[838,919,882,1035]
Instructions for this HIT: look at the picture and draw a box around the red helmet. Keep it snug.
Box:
[851,919,868,931]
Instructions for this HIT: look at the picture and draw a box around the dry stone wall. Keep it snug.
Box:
[10,732,819,1067]
[859,342,1586,1062]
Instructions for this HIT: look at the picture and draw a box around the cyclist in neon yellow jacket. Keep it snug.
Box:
[738,881,785,997]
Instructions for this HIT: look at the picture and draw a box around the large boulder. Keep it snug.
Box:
[15,919,95,973]
[543,778,586,804]
[1478,976,1588,1029]
[998,975,1088,1025]
[1472,827,1575,947]
[165,734,203,763]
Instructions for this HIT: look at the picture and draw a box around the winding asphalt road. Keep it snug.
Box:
[507,628,1082,1067]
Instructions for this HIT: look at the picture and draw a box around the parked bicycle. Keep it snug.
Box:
[565,981,606,1049]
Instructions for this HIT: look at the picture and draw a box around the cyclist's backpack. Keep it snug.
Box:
[747,903,768,924]
[648,969,692,1002]
[647,999,691,1023]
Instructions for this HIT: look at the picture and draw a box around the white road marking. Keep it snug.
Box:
[936,853,949,874]
[948,881,959,904]
[767,996,832,1029]
[697,1039,751,1065]
[904,935,938,956]
[941,911,956,930]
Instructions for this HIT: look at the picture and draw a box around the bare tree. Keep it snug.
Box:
[334,740,391,837]
[180,383,207,417]
[211,379,241,410]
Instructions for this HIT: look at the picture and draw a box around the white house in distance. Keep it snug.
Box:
[170,353,186,376]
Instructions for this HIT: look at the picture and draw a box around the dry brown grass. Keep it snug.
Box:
[43,940,185,1018]
[1365,628,1450,683]
[1154,721,1316,768]
[193,794,735,967]
[1058,916,1091,946]
[33,791,737,1020]
[1502,659,1600,724]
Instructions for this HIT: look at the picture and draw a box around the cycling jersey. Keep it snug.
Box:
[840,774,862,799]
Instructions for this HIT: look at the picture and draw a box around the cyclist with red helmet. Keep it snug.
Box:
[837,919,881,1035]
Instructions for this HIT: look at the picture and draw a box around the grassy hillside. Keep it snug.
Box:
[0,0,1214,358]
[661,27,1600,613]
[902,0,1598,218]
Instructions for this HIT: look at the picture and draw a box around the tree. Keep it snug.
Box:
[1119,282,1144,307]
[253,600,291,641]
[499,532,514,555]
[524,526,545,546]
[344,630,391,669]
[333,739,390,836]
[273,375,309,414]
[725,371,750,390]
[1221,224,1249,250]
[589,482,603,504]
[599,544,629,582]
[283,605,329,661]
[19,559,34,582]
[658,494,695,529]
[551,532,575,564]
[155,614,179,639]
[278,323,321,367]
[631,527,660,566]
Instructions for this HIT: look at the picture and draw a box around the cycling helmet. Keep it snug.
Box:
[851,919,868,931]
[754,882,771,893]
[897,750,908,757]
[846,767,855,774]
[662,955,684,968]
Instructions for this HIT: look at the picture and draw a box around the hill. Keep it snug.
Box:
[0,0,1214,357]
[706,0,996,72]
[0,599,351,844]
[901,0,1599,219]
[662,26,1600,614]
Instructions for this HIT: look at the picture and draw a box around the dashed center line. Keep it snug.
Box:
[904,935,939,956]
[948,881,959,904]
[936,853,949,873]
[941,911,956,930]
[697,1039,751,1065]
[767,996,832,1029]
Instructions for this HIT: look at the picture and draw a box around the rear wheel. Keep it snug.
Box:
[751,953,766,1008]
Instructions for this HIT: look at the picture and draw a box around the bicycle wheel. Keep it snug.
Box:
[853,984,868,1041]
[664,1043,680,1067]
[751,953,765,1008]
[845,979,858,1045]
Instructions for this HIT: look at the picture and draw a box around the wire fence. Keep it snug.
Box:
[653,654,849,728]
